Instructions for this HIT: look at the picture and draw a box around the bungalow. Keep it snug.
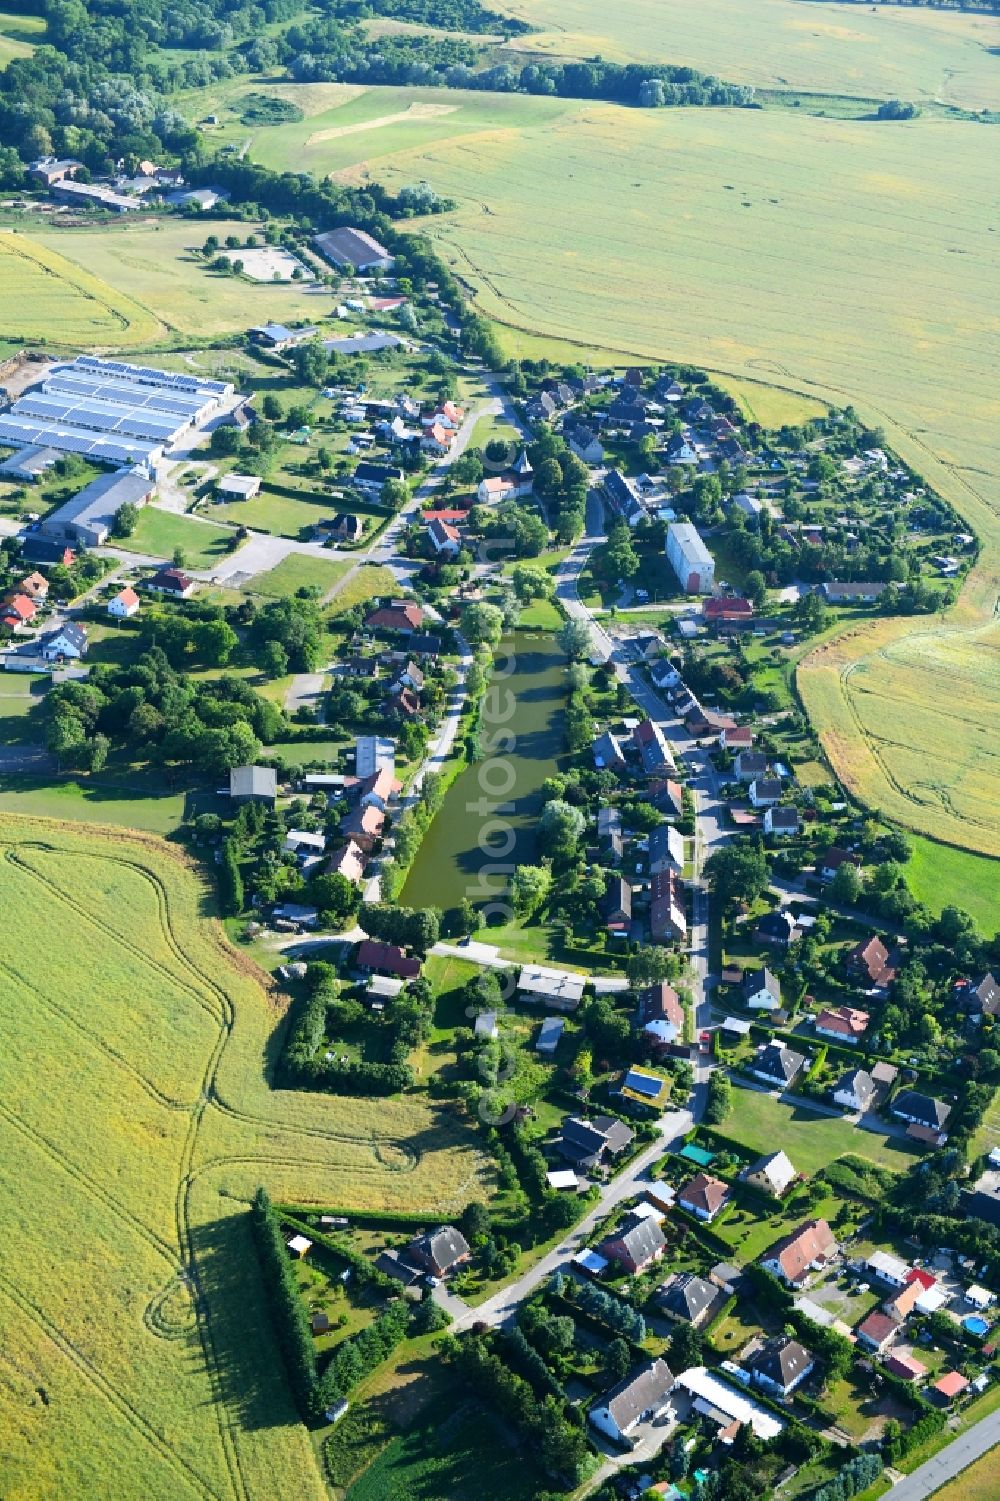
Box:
[743,966,781,1012]
[477,474,516,504]
[752,1041,806,1089]
[856,1312,899,1354]
[891,1091,951,1133]
[107,585,140,618]
[754,909,800,947]
[405,1225,470,1279]
[355,939,420,981]
[602,1213,667,1275]
[230,765,276,806]
[704,596,753,625]
[427,516,461,556]
[650,870,687,943]
[657,1272,718,1326]
[634,718,675,775]
[749,778,783,808]
[745,1337,814,1397]
[762,1219,838,1288]
[816,1006,870,1043]
[649,823,685,875]
[326,840,366,885]
[518,965,585,1011]
[886,1352,928,1382]
[818,847,861,884]
[557,1114,634,1170]
[637,981,685,1049]
[849,935,896,989]
[679,1173,730,1222]
[589,1360,676,1446]
[764,806,799,837]
[366,600,424,634]
[821,581,886,604]
[535,1016,565,1056]
[867,1251,911,1289]
[284,829,327,859]
[216,473,261,501]
[833,1068,877,1114]
[742,1150,797,1199]
[602,875,632,935]
[735,750,768,783]
[145,566,195,599]
[39,622,87,661]
[686,705,736,738]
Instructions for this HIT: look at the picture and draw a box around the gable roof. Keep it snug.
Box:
[835,1068,876,1111]
[596,1359,675,1431]
[892,1090,951,1129]
[745,1150,797,1195]
[850,935,895,985]
[605,1213,667,1266]
[638,982,684,1032]
[679,1173,729,1216]
[744,966,781,1002]
[763,1219,837,1284]
[407,1224,470,1275]
[746,1336,812,1390]
[366,600,423,632]
[816,1005,869,1038]
[112,585,140,609]
[754,1041,806,1083]
[658,1272,717,1323]
[857,1311,899,1347]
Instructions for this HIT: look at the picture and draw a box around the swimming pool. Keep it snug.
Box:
[963,1315,990,1336]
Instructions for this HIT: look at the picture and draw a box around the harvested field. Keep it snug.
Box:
[307,99,457,145]
[0,230,164,346]
[0,815,489,1501]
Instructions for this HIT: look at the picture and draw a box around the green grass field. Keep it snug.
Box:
[722,1085,918,1175]
[250,551,352,598]
[0,815,490,1501]
[346,1404,542,1501]
[0,8,45,63]
[213,488,352,541]
[28,219,326,343]
[904,834,1000,935]
[324,563,398,616]
[0,229,165,346]
[122,508,236,570]
[239,84,1000,857]
[501,0,1000,109]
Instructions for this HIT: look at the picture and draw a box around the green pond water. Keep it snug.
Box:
[400,631,568,912]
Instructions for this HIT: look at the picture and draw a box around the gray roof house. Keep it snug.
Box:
[891,1091,952,1131]
[657,1272,718,1326]
[833,1068,877,1114]
[230,765,277,805]
[558,1114,634,1169]
[589,1359,676,1445]
[745,1336,814,1397]
[753,1041,807,1088]
[405,1225,470,1279]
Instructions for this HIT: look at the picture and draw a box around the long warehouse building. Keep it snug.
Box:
[0,356,234,470]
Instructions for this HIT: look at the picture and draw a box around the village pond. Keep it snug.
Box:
[401,631,568,914]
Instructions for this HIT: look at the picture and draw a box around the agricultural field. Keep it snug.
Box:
[717,1086,917,1176]
[0,230,164,346]
[500,0,1000,109]
[0,815,490,1501]
[931,1447,1000,1501]
[28,219,327,342]
[238,85,1000,855]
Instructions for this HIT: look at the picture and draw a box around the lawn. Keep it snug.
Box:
[903,833,1000,937]
[250,552,351,598]
[0,229,163,347]
[721,1084,918,1176]
[324,564,398,616]
[0,815,491,1501]
[120,508,236,570]
[30,219,327,342]
[0,7,45,62]
[213,488,357,542]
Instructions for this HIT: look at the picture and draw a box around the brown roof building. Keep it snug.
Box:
[849,935,896,987]
[762,1219,838,1287]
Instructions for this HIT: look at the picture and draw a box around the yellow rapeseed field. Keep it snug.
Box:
[0,815,490,1501]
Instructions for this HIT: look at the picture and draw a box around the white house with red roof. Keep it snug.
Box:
[108,585,141,618]
[428,516,461,556]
